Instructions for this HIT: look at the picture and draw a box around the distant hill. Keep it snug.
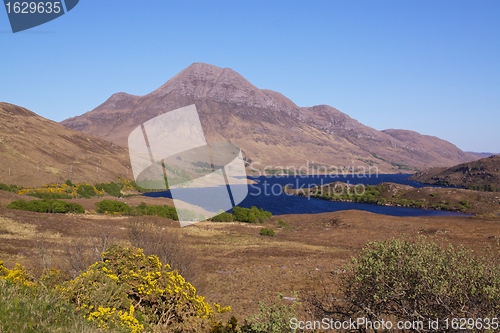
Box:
[410,155,500,191]
[61,62,477,172]
[466,152,496,159]
[0,102,130,186]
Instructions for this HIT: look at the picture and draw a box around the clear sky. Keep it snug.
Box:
[1,0,499,152]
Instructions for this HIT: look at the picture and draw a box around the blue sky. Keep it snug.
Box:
[1,0,499,152]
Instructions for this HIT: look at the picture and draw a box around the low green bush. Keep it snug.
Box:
[241,295,298,332]
[95,182,122,197]
[95,200,179,220]
[233,206,272,223]
[313,237,500,330]
[76,184,99,199]
[95,200,131,215]
[0,183,20,193]
[7,199,85,214]
[277,219,289,229]
[260,228,275,237]
[210,211,233,222]
[130,202,178,220]
[210,207,272,223]
[459,200,472,209]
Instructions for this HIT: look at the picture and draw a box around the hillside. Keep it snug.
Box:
[410,154,500,191]
[61,63,477,172]
[0,102,131,186]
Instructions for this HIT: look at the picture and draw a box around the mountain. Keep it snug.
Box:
[0,102,130,186]
[410,154,500,191]
[466,152,496,159]
[61,62,477,172]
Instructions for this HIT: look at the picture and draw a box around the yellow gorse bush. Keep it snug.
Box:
[86,305,144,333]
[17,182,107,198]
[0,261,34,287]
[62,245,220,332]
[119,178,136,192]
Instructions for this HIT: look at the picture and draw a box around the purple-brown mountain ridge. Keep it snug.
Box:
[61,63,477,173]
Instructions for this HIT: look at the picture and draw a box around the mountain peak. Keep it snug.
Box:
[149,63,295,110]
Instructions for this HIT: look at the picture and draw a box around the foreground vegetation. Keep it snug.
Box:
[0,244,296,333]
[312,237,500,332]
[2,235,500,332]
[0,279,111,333]
[0,246,230,333]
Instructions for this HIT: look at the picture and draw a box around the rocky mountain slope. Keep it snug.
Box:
[410,154,500,191]
[0,102,130,186]
[61,63,477,172]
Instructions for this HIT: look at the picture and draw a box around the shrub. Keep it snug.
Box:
[277,219,289,229]
[0,279,119,333]
[0,261,125,332]
[459,199,472,209]
[211,211,233,222]
[77,184,100,198]
[233,206,272,223]
[312,237,500,330]
[7,199,85,214]
[95,182,122,197]
[260,228,275,237]
[95,200,131,215]
[0,183,20,193]
[0,261,34,287]
[241,296,298,333]
[62,245,221,332]
[17,183,78,198]
[130,202,178,220]
[95,201,179,220]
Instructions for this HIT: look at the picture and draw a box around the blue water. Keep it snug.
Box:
[144,174,466,217]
